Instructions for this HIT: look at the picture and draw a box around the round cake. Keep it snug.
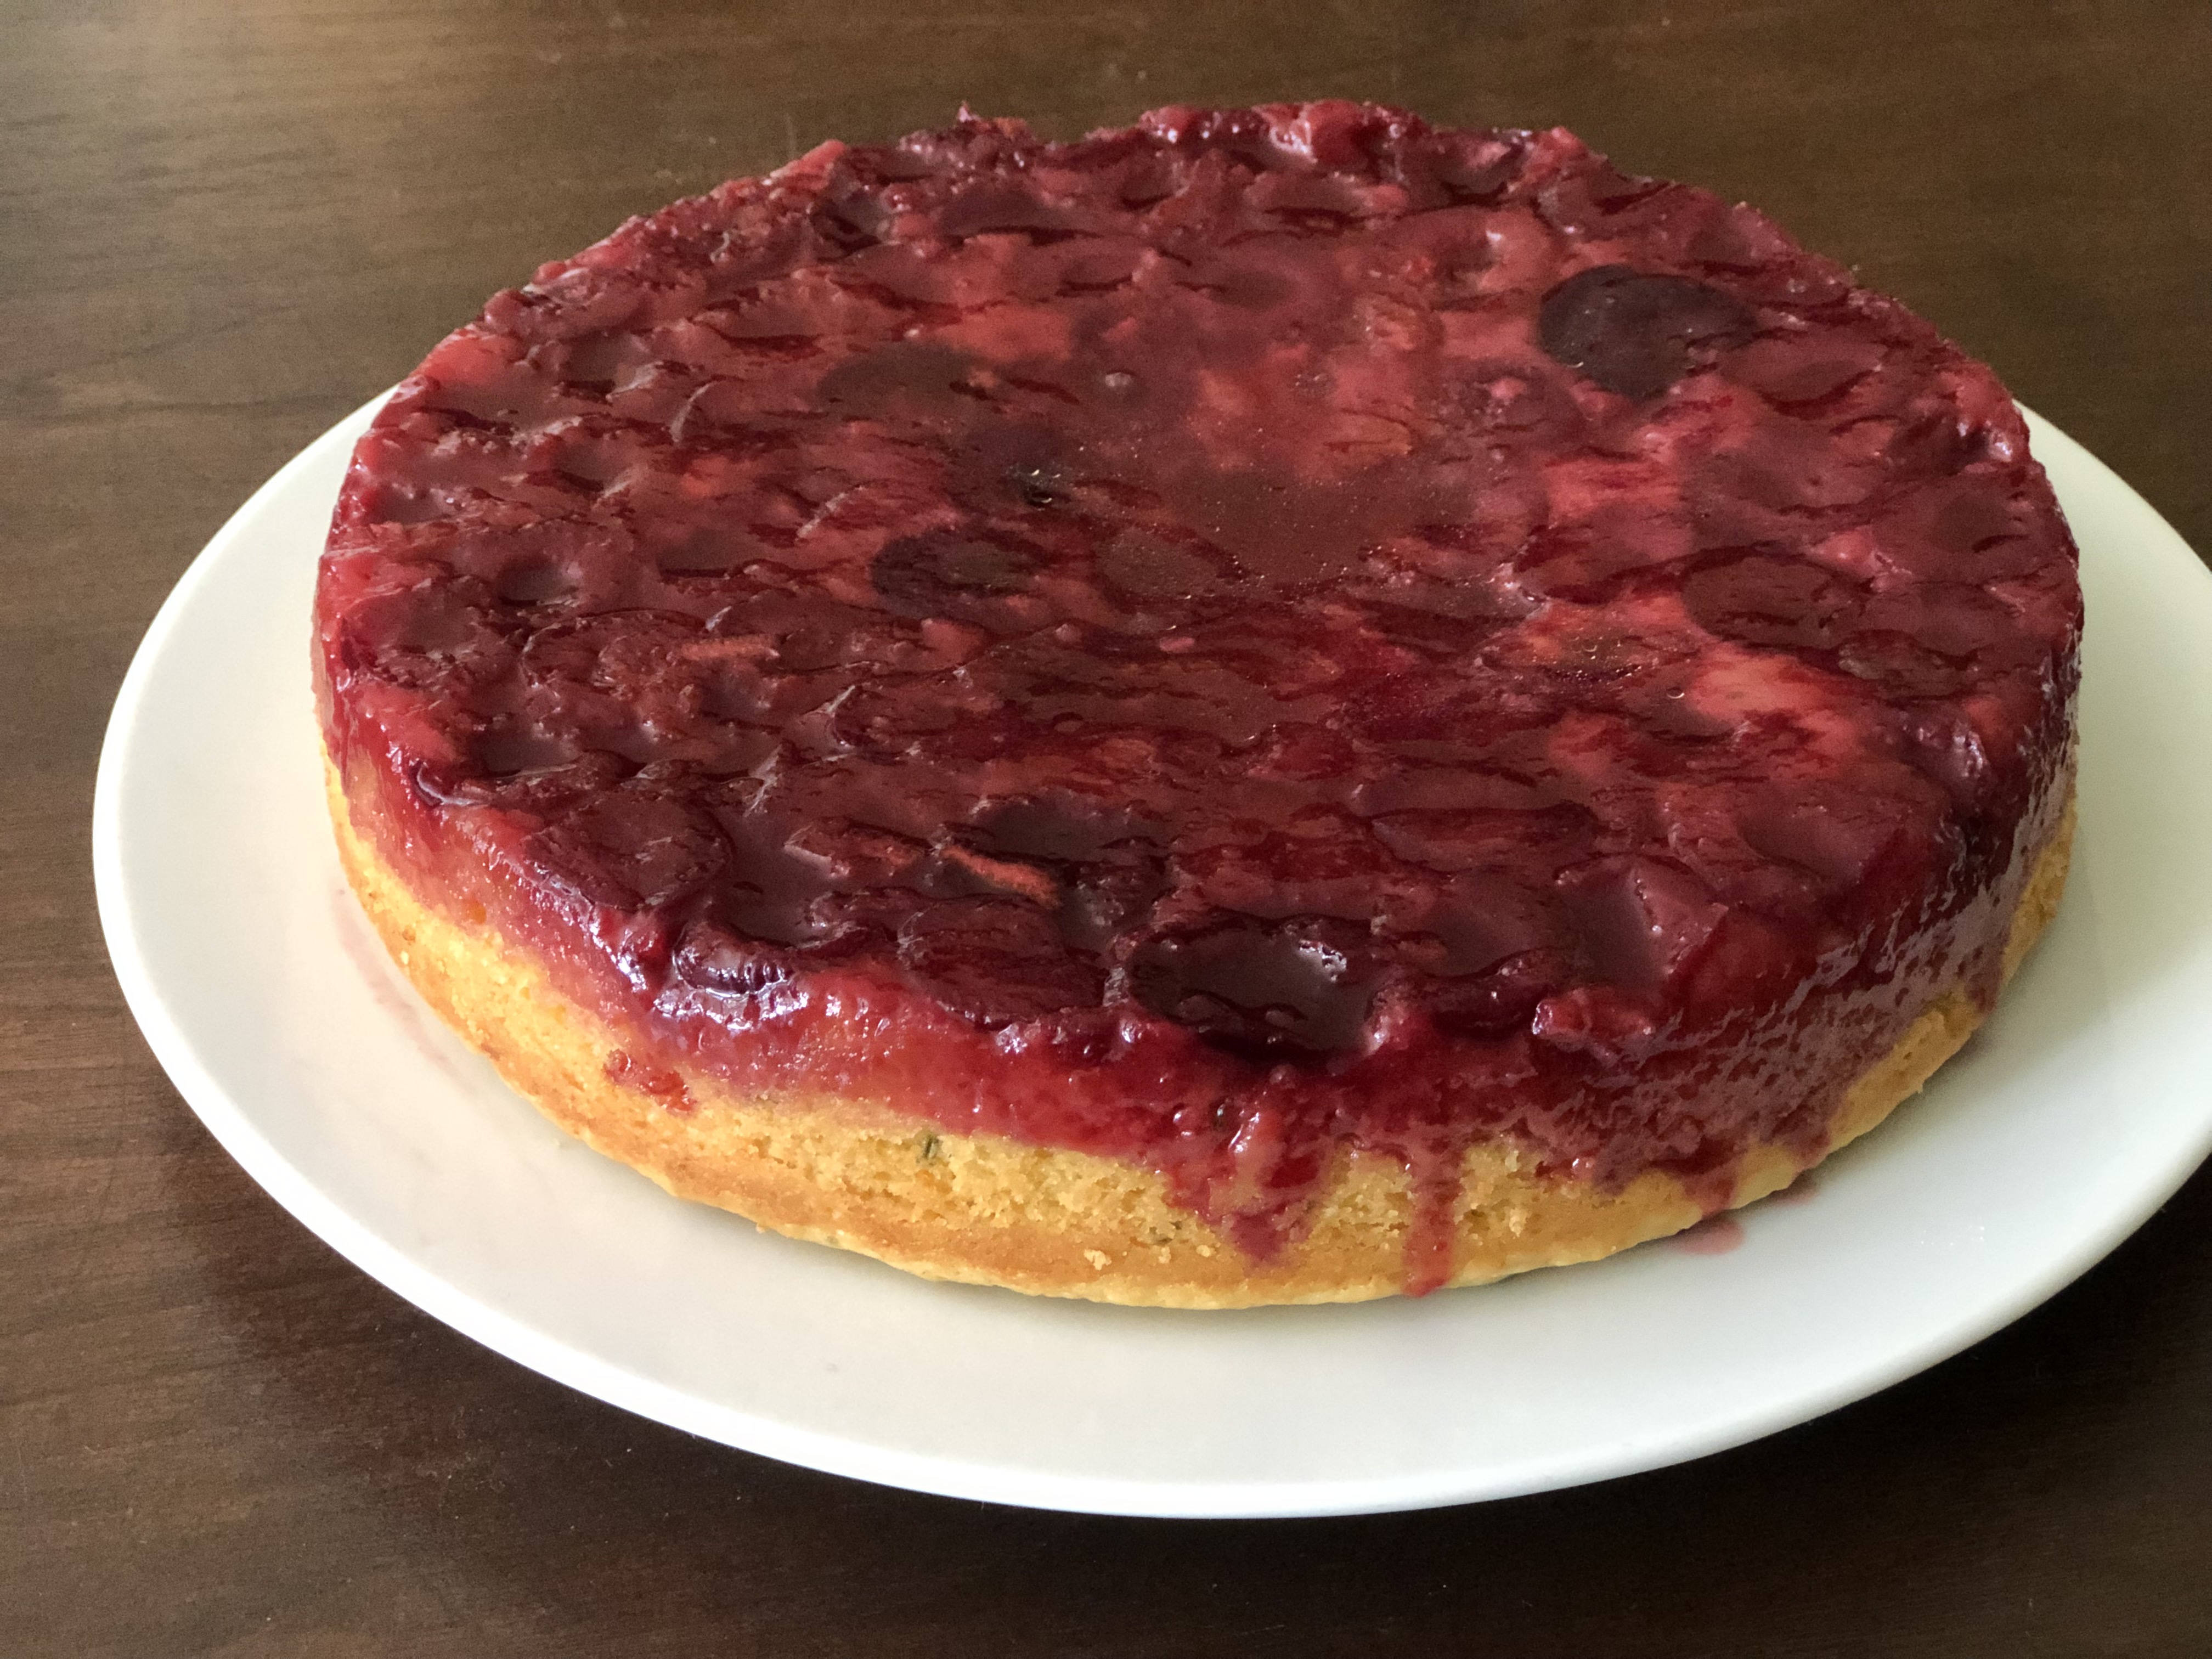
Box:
[315,103,2080,1306]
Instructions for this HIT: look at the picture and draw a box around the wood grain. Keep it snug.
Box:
[3,2,2207,1654]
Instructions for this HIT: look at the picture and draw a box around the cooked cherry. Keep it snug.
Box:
[1537,264,1754,398]
[870,531,1040,619]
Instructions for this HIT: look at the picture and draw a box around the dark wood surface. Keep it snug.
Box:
[5,2,2208,1652]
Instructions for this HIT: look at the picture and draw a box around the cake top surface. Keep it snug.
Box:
[319,101,2077,1091]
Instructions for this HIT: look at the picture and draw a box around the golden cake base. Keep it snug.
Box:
[328,759,2072,1307]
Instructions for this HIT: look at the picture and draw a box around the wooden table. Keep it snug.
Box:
[7,3,2208,1652]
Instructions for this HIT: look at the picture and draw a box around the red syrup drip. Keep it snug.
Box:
[1401,1148,1466,1296]
[1767,1170,1820,1205]
[605,1048,696,1115]
[317,103,2079,1290]
[1667,1213,1745,1255]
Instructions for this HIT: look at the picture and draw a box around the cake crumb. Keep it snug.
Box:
[1084,1250,1110,1271]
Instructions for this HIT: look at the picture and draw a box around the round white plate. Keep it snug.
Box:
[95,398,2212,1519]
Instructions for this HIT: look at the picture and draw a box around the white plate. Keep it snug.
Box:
[95,398,2212,1519]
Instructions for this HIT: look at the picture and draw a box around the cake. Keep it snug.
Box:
[315,103,2080,1306]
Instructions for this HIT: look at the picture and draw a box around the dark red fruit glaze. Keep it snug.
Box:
[317,104,2078,1289]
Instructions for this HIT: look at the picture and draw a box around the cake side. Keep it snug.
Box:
[330,753,2072,1306]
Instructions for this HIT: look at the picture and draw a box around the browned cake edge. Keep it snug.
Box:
[326,756,2074,1307]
